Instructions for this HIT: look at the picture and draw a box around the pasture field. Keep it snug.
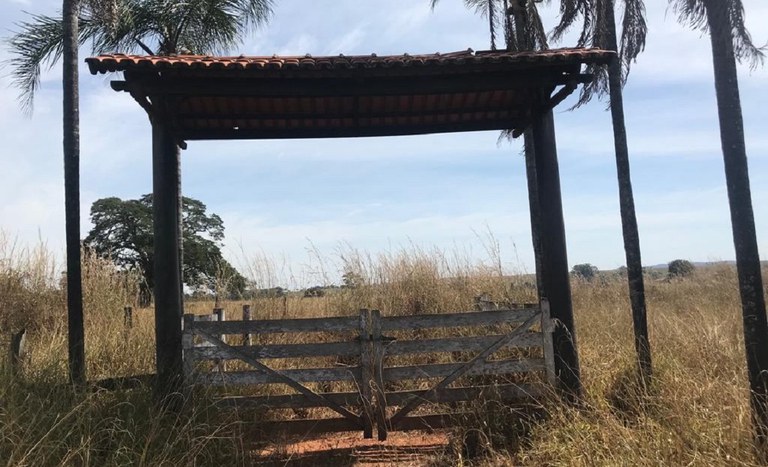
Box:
[1,236,765,465]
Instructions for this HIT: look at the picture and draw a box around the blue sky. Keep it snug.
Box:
[1,0,767,286]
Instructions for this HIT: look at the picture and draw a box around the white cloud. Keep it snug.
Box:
[0,0,766,283]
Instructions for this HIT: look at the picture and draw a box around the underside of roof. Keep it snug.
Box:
[87,48,613,141]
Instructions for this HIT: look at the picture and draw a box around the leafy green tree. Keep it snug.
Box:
[571,263,599,281]
[670,0,768,455]
[85,194,246,301]
[667,259,695,278]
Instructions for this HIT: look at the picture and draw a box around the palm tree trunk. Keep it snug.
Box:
[603,0,652,382]
[63,0,86,387]
[705,0,768,456]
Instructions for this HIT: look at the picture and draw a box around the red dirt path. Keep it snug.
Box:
[252,431,452,466]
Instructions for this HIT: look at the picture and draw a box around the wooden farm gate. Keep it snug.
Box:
[182,299,555,440]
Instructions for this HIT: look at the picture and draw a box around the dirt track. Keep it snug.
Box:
[253,431,452,466]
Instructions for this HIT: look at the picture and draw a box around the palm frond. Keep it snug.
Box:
[620,0,647,81]
[671,0,764,68]
[6,13,102,113]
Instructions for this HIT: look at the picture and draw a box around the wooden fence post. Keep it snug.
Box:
[540,299,556,386]
[124,306,133,330]
[213,308,226,372]
[242,305,252,346]
[182,314,195,384]
[9,328,27,379]
[370,309,388,441]
[359,309,373,439]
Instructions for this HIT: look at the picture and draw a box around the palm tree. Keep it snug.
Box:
[551,0,652,383]
[671,0,768,456]
[63,0,86,388]
[8,0,273,390]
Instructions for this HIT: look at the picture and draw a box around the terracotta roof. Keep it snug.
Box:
[91,48,612,140]
[86,48,613,75]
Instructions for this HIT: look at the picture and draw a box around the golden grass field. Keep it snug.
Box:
[1,233,767,466]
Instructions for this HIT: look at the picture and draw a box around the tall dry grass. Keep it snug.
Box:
[2,231,766,465]
[0,235,244,466]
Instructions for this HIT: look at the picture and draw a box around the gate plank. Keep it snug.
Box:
[380,308,538,331]
[189,340,360,361]
[382,358,545,381]
[382,383,543,406]
[196,366,360,385]
[217,391,364,409]
[388,312,541,427]
[384,332,543,356]
[194,328,362,425]
[192,316,359,334]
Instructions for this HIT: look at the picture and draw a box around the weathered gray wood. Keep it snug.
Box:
[214,308,226,372]
[383,358,545,382]
[197,366,361,385]
[384,332,543,356]
[359,309,374,438]
[9,328,27,378]
[192,315,359,334]
[540,299,556,386]
[218,391,364,409]
[383,383,543,406]
[242,305,252,346]
[371,309,388,441]
[389,313,541,426]
[194,328,362,424]
[182,314,196,382]
[252,417,363,436]
[189,340,360,361]
[379,308,538,331]
[219,384,541,410]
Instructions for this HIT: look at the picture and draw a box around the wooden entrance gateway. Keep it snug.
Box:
[183,300,553,440]
[86,47,614,410]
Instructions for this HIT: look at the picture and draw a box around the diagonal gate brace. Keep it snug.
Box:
[194,328,362,425]
[387,312,542,427]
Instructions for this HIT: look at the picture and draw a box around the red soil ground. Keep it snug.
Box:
[252,431,452,466]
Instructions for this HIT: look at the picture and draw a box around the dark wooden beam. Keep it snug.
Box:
[152,119,184,400]
[173,107,525,122]
[531,108,581,399]
[114,71,591,99]
[178,119,527,141]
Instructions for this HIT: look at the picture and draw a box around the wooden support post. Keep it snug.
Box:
[124,306,133,329]
[359,309,374,439]
[531,108,581,398]
[370,309,388,441]
[242,305,252,346]
[152,120,184,399]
